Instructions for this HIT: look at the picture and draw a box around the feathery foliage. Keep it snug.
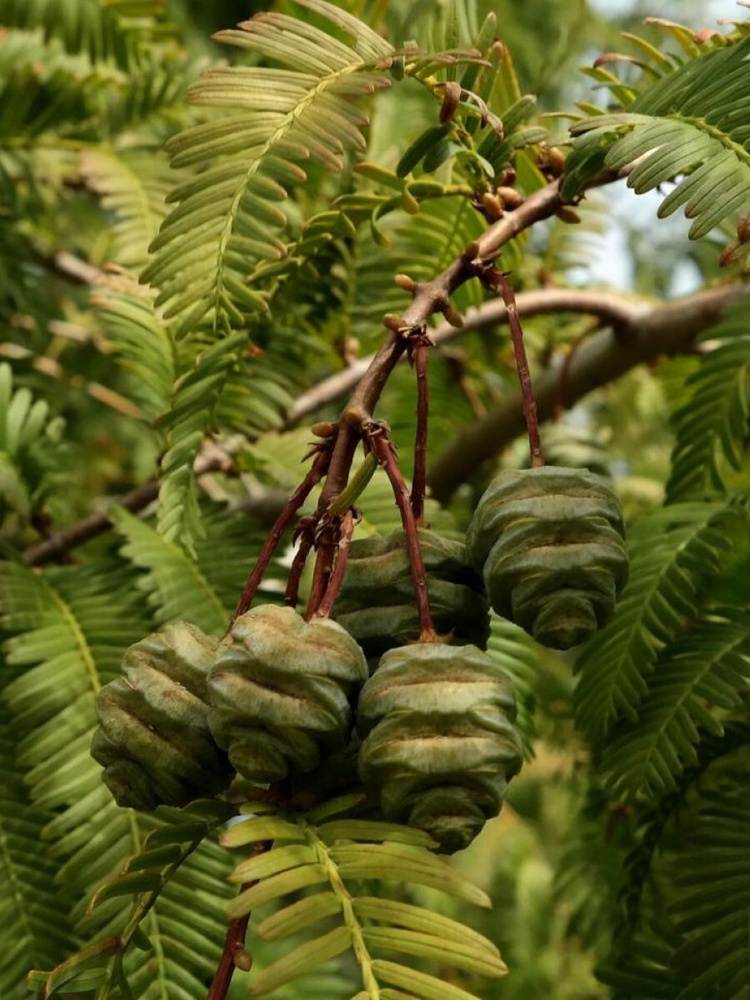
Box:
[573,499,746,743]
[0,0,168,67]
[0,712,76,1000]
[666,295,750,502]
[142,0,393,335]
[564,24,750,257]
[3,3,750,999]
[221,795,505,999]
[601,609,750,799]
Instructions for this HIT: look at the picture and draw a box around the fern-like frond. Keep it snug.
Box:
[31,803,234,998]
[0,559,152,904]
[666,295,750,502]
[0,363,66,526]
[112,503,284,634]
[0,711,77,1000]
[221,795,505,999]
[601,610,750,800]
[669,778,750,999]
[574,500,745,744]
[0,0,167,67]
[91,272,175,420]
[81,149,174,270]
[564,33,750,247]
[0,29,100,142]
[485,612,538,756]
[154,331,246,551]
[142,0,393,336]
[215,323,314,439]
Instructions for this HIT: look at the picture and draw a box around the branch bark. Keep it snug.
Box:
[22,282,743,566]
[426,282,746,503]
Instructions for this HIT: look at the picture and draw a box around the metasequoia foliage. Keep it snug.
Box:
[1,3,750,1000]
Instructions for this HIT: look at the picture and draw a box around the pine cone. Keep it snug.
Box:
[334,529,490,658]
[91,622,233,811]
[467,466,628,649]
[357,643,523,854]
[208,605,368,783]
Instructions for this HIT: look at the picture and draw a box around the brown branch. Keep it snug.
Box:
[287,286,641,422]
[21,283,738,567]
[305,524,337,620]
[366,426,437,642]
[312,509,355,619]
[207,904,252,1000]
[476,265,544,467]
[285,520,315,610]
[231,449,330,625]
[315,176,582,516]
[427,282,746,502]
[410,338,430,522]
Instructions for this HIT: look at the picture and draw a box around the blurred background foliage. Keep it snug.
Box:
[1,0,748,998]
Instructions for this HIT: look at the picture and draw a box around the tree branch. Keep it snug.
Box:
[22,283,742,566]
[426,282,746,503]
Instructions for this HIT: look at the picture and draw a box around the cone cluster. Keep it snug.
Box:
[92,468,627,853]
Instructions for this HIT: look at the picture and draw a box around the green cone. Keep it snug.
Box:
[467,466,628,649]
[91,622,233,810]
[208,605,368,783]
[334,529,490,658]
[357,643,523,854]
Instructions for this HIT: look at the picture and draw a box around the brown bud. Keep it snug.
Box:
[737,212,750,243]
[499,165,517,186]
[311,421,338,438]
[394,273,418,292]
[495,186,524,209]
[463,240,481,260]
[555,206,581,224]
[481,193,504,220]
[233,948,253,972]
[438,299,464,328]
[344,404,369,428]
[383,313,404,332]
[542,146,566,176]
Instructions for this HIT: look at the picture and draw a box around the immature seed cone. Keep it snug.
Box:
[467,466,628,650]
[91,623,233,811]
[208,605,368,784]
[357,643,523,854]
[334,529,490,658]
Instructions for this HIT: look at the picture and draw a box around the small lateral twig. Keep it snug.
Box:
[410,335,431,524]
[476,264,544,468]
[312,509,355,620]
[206,896,253,1000]
[305,522,337,620]
[231,448,330,625]
[365,425,437,642]
[285,519,315,610]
